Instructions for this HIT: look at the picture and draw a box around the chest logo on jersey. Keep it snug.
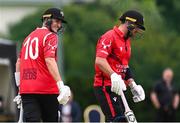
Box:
[102,39,112,49]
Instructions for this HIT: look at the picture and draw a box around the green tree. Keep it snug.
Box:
[156,0,180,31]
[9,10,43,50]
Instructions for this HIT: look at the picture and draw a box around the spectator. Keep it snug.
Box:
[59,91,82,122]
[150,68,179,121]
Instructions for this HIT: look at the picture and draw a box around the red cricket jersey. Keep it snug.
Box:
[94,26,131,87]
[19,27,59,94]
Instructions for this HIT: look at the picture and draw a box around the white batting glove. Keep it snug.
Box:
[129,81,145,103]
[111,73,127,95]
[13,94,22,109]
[15,72,20,87]
[14,72,21,109]
[57,81,71,105]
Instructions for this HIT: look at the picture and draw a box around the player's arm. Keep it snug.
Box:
[45,57,71,105]
[150,92,160,109]
[95,56,126,95]
[45,57,62,82]
[14,58,20,87]
[15,58,20,86]
[95,57,114,76]
[173,93,179,109]
[95,36,115,77]
[95,36,126,95]
[125,68,145,103]
[16,58,20,72]
[13,58,21,109]
[43,33,71,105]
[15,49,22,87]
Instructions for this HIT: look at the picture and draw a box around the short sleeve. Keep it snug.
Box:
[44,34,58,58]
[96,36,112,58]
[152,81,160,93]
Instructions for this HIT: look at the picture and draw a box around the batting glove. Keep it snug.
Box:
[14,72,22,109]
[129,81,145,103]
[111,73,127,95]
[13,94,22,109]
[57,81,71,105]
[15,72,20,87]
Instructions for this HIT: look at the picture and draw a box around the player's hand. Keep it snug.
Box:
[129,81,145,103]
[111,73,127,95]
[13,94,22,109]
[57,81,71,105]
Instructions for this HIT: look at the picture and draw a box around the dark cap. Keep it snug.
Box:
[119,10,145,30]
[42,8,67,23]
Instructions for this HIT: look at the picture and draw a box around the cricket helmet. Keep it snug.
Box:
[119,10,145,30]
[42,8,67,23]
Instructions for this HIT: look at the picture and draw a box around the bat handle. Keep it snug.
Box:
[120,89,130,112]
[18,105,23,123]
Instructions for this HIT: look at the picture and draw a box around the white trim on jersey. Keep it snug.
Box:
[37,27,48,30]
[43,32,52,46]
[100,50,108,55]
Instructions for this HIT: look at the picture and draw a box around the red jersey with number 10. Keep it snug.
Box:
[19,27,59,94]
[94,26,131,87]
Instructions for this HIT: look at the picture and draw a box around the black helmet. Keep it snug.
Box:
[42,8,67,23]
[119,10,145,30]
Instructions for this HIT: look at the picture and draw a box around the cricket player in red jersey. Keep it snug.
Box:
[13,8,71,122]
[94,10,146,122]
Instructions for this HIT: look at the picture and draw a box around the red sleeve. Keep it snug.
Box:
[96,35,113,58]
[43,34,58,58]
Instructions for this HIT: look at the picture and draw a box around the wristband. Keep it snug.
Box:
[15,72,20,87]
[57,80,64,89]
[129,81,137,88]
[124,68,133,80]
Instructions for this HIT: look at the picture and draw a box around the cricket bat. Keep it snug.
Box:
[120,89,137,123]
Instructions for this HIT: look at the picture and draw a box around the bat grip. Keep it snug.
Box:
[120,89,130,112]
[18,105,23,123]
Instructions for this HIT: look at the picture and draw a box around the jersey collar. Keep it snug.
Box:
[37,27,48,30]
[113,26,125,39]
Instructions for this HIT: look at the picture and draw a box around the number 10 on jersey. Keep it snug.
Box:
[24,37,39,60]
